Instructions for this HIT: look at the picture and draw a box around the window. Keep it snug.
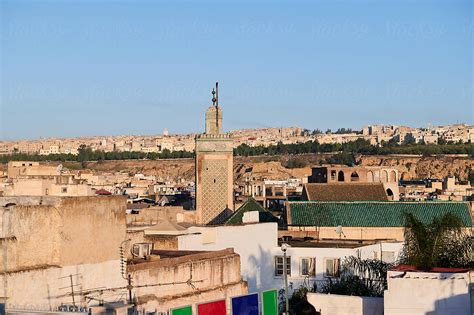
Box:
[337,171,345,182]
[300,257,316,277]
[325,258,340,277]
[274,256,291,276]
[350,172,360,182]
[61,187,68,194]
[275,188,284,196]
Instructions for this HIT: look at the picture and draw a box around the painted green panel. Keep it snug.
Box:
[172,305,192,315]
[262,289,278,315]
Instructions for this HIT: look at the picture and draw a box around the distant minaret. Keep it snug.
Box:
[195,82,234,225]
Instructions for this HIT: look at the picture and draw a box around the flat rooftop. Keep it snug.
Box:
[278,237,400,249]
[0,195,126,207]
[127,248,237,271]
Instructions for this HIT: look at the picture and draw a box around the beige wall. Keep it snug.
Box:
[4,178,93,197]
[0,196,127,272]
[126,206,195,226]
[125,230,179,259]
[289,226,405,241]
[7,161,59,179]
[289,226,473,242]
[129,249,247,312]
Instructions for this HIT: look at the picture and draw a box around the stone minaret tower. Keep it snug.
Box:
[195,82,234,225]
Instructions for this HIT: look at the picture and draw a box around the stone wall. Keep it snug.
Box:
[128,248,247,312]
[0,196,127,272]
[126,206,195,226]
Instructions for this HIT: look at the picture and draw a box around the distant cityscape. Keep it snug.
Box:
[2,97,473,314]
[2,0,473,314]
[1,123,472,156]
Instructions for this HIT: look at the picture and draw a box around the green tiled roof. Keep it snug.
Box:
[226,197,279,225]
[288,201,472,227]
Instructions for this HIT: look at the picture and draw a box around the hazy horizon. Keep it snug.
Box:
[1,0,473,140]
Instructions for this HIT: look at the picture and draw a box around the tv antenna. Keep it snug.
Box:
[58,273,81,307]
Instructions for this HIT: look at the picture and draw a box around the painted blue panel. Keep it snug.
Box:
[231,293,259,315]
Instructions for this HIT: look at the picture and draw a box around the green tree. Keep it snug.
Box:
[321,256,393,297]
[400,212,472,270]
[326,152,356,166]
[468,170,474,185]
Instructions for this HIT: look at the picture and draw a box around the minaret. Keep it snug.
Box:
[195,82,234,225]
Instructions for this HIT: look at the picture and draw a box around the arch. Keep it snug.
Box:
[350,171,360,182]
[338,170,345,182]
[386,188,394,201]
[366,171,374,183]
[389,170,397,183]
[381,170,389,183]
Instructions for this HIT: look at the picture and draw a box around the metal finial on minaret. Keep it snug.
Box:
[211,88,216,106]
[215,82,219,132]
[215,82,219,108]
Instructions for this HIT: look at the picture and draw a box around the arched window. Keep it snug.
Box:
[386,188,394,200]
[381,170,389,182]
[367,171,374,182]
[350,172,359,182]
[390,170,397,183]
[338,170,345,182]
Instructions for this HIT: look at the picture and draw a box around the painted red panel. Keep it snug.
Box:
[198,299,226,315]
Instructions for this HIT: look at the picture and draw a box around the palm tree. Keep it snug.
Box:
[321,257,393,297]
[401,212,472,270]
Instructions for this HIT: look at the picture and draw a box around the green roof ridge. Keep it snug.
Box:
[225,197,278,225]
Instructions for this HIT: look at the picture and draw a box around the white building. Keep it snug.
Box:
[176,223,403,294]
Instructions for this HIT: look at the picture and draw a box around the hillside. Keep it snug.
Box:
[6,154,468,183]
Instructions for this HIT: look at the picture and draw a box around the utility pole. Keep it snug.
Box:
[281,243,290,315]
[127,274,133,305]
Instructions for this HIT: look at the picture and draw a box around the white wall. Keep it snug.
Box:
[307,293,383,315]
[3,260,126,312]
[384,270,473,315]
[178,223,403,294]
[179,223,278,292]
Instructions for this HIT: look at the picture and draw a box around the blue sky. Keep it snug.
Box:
[1,0,472,140]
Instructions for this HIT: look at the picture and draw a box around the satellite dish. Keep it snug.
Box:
[56,164,63,173]
[335,225,346,239]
